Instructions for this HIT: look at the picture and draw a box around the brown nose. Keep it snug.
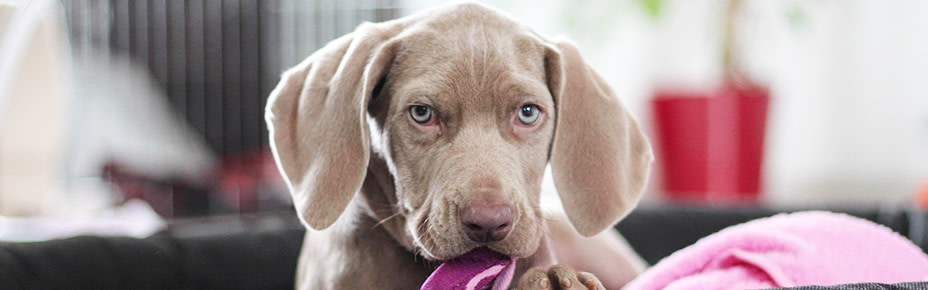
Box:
[459,203,513,243]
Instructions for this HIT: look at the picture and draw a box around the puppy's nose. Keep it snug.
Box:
[459,203,513,243]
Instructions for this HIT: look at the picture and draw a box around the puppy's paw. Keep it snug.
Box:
[513,265,605,290]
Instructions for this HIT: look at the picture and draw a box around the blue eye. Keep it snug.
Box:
[517,104,540,125]
[410,105,433,124]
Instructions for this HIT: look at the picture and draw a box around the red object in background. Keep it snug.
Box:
[917,179,928,209]
[216,150,286,212]
[652,83,770,203]
[104,150,289,218]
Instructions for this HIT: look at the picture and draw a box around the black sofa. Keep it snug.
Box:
[2,205,926,290]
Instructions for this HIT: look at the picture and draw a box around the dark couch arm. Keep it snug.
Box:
[0,229,304,290]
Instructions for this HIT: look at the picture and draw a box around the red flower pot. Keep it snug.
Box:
[651,83,770,203]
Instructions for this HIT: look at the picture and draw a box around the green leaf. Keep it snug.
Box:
[641,0,663,19]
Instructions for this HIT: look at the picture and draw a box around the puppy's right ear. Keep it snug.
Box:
[544,39,653,237]
[265,23,401,230]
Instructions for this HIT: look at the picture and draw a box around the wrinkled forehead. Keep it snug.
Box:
[387,23,552,109]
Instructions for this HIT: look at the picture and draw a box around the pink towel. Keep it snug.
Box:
[624,211,928,290]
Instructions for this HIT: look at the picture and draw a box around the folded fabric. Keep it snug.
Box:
[421,247,516,290]
[624,211,928,290]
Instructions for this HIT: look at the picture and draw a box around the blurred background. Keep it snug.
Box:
[1,0,927,241]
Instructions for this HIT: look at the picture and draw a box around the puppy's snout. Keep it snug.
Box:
[459,202,513,243]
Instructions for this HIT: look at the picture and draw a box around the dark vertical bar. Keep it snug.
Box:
[205,0,224,155]
[112,0,130,56]
[222,0,242,156]
[130,0,137,58]
[133,0,148,66]
[67,1,82,57]
[92,0,110,59]
[150,0,168,89]
[280,0,295,69]
[169,0,187,118]
[259,0,279,150]
[241,0,261,152]
[186,0,207,145]
[294,0,307,58]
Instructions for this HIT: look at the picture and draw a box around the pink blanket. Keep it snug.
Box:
[624,211,928,290]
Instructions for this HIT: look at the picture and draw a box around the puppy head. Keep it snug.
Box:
[266,3,652,261]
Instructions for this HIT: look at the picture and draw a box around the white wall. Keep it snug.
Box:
[402,0,928,206]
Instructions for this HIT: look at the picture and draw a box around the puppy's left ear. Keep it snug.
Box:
[545,39,653,237]
[265,23,401,230]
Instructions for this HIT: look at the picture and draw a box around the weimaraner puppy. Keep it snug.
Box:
[265,2,653,289]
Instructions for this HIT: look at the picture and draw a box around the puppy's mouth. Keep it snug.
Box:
[410,214,473,261]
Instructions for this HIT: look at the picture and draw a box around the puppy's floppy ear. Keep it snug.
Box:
[265,23,400,230]
[545,39,653,237]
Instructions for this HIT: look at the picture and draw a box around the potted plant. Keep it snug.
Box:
[651,0,770,203]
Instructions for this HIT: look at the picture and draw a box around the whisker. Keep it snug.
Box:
[418,216,432,250]
[371,212,402,229]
